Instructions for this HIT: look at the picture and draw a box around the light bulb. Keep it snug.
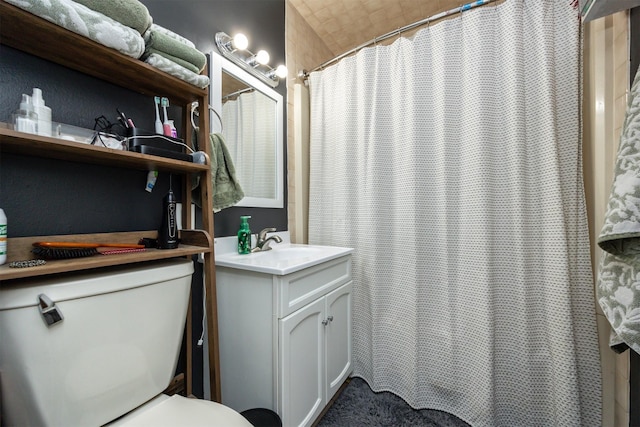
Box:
[232,33,248,51]
[275,65,288,78]
[255,50,270,65]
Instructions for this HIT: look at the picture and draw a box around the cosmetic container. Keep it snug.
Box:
[168,120,178,138]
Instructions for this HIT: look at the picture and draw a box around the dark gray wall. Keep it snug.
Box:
[0,0,287,239]
[0,0,286,399]
[144,0,288,237]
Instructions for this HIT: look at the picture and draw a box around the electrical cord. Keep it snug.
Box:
[190,101,223,133]
[198,273,207,346]
[92,114,127,149]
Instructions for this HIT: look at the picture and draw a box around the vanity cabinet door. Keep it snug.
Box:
[279,297,325,427]
[325,281,353,402]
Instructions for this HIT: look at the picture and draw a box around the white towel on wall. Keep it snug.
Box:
[597,65,640,354]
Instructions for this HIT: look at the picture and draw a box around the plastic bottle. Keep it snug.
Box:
[157,186,178,249]
[168,120,178,138]
[12,94,38,134]
[145,170,158,193]
[0,209,6,265]
[32,88,52,137]
[237,216,252,254]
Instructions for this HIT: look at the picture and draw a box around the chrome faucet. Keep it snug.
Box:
[251,227,283,252]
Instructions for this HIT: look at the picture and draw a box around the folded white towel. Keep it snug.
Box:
[144,54,210,89]
[6,0,145,59]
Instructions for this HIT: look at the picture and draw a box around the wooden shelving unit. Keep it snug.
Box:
[0,127,210,173]
[0,1,221,402]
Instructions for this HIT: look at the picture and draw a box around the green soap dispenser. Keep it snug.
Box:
[237,215,252,254]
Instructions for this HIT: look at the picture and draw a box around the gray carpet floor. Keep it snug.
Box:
[316,377,471,427]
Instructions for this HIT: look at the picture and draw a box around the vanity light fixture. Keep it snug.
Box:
[267,65,289,80]
[247,50,270,67]
[217,32,249,52]
[215,31,287,88]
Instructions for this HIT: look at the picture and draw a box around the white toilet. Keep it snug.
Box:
[0,258,253,427]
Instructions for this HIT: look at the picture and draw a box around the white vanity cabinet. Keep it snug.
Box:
[216,250,353,427]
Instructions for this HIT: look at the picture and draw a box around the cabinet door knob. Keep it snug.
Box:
[322,316,334,326]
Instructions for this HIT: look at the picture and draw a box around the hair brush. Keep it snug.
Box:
[32,242,146,260]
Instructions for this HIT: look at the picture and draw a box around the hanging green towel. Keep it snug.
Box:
[193,133,244,212]
[597,65,640,354]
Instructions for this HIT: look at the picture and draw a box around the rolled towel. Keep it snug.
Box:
[5,0,145,59]
[144,53,210,89]
[73,0,153,34]
[144,27,207,73]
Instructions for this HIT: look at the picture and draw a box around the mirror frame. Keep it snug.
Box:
[209,51,284,209]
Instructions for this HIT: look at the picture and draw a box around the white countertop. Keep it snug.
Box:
[214,231,353,275]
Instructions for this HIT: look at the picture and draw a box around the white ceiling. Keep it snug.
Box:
[288,0,475,57]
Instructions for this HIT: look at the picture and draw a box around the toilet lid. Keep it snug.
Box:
[108,394,254,427]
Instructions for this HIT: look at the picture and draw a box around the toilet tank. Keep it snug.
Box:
[0,258,194,427]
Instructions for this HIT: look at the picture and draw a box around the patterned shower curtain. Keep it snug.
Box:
[222,91,276,198]
[307,1,601,426]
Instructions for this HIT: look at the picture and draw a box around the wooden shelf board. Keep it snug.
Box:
[0,229,212,281]
[0,127,209,173]
[0,245,208,281]
[0,2,208,105]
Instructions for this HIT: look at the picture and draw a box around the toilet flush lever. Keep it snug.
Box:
[38,293,64,327]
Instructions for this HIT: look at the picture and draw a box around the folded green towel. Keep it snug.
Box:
[73,0,152,34]
[149,24,195,49]
[144,27,207,73]
[210,133,244,212]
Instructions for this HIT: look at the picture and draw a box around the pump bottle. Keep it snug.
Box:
[237,216,251,254]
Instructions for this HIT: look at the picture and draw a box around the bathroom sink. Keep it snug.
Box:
[215,243,353,275]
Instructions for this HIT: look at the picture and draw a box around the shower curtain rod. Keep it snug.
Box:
[298,0,497,80]
[222,87,254,102]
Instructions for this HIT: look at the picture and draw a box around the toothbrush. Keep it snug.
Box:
[154,96,163,134]
[161,97,172,137]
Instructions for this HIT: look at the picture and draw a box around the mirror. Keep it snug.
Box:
[209,52,284,208]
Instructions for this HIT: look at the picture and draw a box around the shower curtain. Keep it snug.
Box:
[222,91,276,198]
[307,1,601,426]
